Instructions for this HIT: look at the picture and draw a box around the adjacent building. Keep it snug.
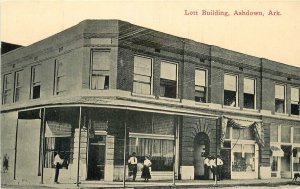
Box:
[1,20,300,184]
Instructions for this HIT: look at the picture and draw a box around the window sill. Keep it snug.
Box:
[195,101,210,107]
[290,114,300,118]
[274,112,288,117]
[131,92,155,99]
[158,96,181,102]
[223,105,240,110]
[243,108,259,113]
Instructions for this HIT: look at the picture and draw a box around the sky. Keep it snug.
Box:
[1,0,300,68]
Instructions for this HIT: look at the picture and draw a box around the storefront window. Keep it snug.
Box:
[232,144,255,172]
[129,137,174,171]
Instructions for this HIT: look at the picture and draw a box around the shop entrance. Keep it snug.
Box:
[87,135,106,180]
[194,132,210,180]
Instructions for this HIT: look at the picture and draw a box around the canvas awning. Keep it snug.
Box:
[270,146,284,157]
[45,121,72,137]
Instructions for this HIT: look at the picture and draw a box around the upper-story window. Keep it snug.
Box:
[14,70,24,102]
[160,61,178,99]
[2,73,13,104]
[224,74,238,107]
[54,60,66,95]
[195,69,207,103]
[291,87,299,115]
[91,50,110,90]
[244,78,256,109]
[31,65,41,99]
[133,56,153,95]
[275,84,285,113]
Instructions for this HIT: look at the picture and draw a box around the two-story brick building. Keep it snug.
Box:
[1,20,300,184]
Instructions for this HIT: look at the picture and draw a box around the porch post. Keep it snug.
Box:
[13,112,19,180]
[40,108,46,184]
[76,106,82,186]
[123,110,127,188]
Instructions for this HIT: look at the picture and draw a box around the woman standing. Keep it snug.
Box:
[141,155,152,182]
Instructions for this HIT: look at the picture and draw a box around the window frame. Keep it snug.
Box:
[13,70,24,102]
[90,49,111,90]
[224,73,239,107]
[195,68,208,103]
[291,87,300,116]
[31,64,41,99]
[54,59,66,95]
[243,77,256,109]
[160,60,178,99]
[2,73,13,104]
[133,55,153,95]
[275,83,286,114]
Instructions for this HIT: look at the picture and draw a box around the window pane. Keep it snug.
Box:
[134,56,152,76]
[56,77,66,92]
[4,74,13,90]
[92,75,109,90]
[244,78,255,94]
[128,137,174,171]
[32,65,41,83]
[92,51,110,71]
[161,62,177,81]
[275,99,285,113]
[281,126,291,143]
[195,69,206,87]
[134,75,151,83]
[160,79,176,98]
[133,82,150,95]
[244,93,255,109]
[275,85,285,99]
[224,90,237,107]
[291,104,300,115]
[271,157,278,171]
[291,87,299,102]
[224,74,237,91]
[56,60,66,76]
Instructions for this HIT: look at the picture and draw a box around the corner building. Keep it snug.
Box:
[1,20,300,184]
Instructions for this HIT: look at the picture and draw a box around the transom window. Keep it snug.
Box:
[160,61,178,98]
[54,60,66,95]
[2,73,13,104]
[275,84,285,113]
[31,65,41,99]
[224,74,238,107]
[291,87,299,115]
[244,78,256,109]
[14,70,24,102]
[195,69,207,103]
[91,50,110,90]
[133,56,152,95]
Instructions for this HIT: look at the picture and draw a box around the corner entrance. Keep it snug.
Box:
[194,132,210,180]
[87,135,106,180]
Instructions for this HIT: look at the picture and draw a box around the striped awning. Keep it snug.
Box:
[45,121,72,137]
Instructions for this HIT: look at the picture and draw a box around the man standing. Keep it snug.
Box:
[216,155,224,181]
[128,152,138,181]
[203,154,210,180]
[53,152,64,184]
[209,156,216,180]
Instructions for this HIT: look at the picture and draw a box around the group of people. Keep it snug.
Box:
[128,152,152,182]
[203,154,223,181]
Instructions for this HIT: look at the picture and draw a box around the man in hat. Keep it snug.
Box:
[203,154,211,180]
[216,155,223,181]
[128,152,138,181]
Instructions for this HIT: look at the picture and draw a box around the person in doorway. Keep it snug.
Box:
[141,155,152,182]
[203,154,211,180]
[53,152,64,184]
[209,156,217,180]
[128,152,138,181]
[216,155,224,181]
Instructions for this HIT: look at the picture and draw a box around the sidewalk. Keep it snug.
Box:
[2,178,300,189]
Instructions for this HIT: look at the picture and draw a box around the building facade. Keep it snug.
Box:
[1,20,300,184]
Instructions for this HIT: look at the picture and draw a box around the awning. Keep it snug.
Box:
[270,146,284,157]
[45,121,72,137]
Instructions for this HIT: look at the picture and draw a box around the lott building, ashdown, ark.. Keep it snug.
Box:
[1,20,300,184]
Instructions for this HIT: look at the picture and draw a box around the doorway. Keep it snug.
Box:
[194,132,210,179]
[87,135,106,180]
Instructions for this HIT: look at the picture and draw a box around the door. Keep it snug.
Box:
[194,132,210,180]
[87,135,105,180]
